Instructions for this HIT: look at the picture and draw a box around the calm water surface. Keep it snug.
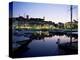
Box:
[12,31,78,57]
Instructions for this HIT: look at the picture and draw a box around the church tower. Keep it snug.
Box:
[26,15,29,20]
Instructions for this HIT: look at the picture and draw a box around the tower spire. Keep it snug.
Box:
[43,16,45,20]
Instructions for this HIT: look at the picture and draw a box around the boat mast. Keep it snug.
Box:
[70,5,72,45]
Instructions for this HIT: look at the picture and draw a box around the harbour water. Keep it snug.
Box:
[12,30,78,58]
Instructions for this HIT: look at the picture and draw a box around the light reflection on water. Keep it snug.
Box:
[12,31,78,57]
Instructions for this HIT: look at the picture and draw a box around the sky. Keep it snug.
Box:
[9,2,78,23]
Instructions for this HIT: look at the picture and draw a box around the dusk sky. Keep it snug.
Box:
[9,2,78,23]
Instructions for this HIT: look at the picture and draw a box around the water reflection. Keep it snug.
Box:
[12,30,78,58]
